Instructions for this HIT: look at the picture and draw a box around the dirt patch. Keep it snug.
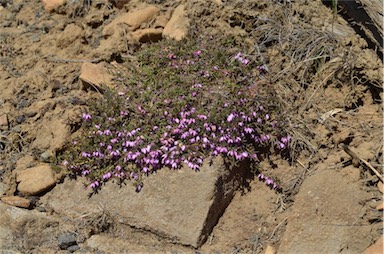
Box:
[0,0,382,253]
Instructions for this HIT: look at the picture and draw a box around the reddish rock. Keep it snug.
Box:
[16,164,56,196]
[1,196,31,208]
[41,0,66,12]
[102,5,159,37]
[80,62,115,91]
[364,235,383,254]
[131,28,163,43]
[163,5,189,41]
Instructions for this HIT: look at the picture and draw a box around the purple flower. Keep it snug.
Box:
[197,114,207,120]
[136,184,142,192]
[244,127,253,134]
[90,181,99,189]
[193,50,202,57]
[242,58,250,65]
[192,83,203,89]
[227,113,235,122]
[82,113,92,121]
[168,53,176,59]
[103,172,112,180]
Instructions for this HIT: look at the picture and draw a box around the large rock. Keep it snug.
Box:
[41,157,247,247]
[102,5,159,37]
[79,62,115,91]
[163,5,189,41]
[278,169,374,253]
[16,164,56,196]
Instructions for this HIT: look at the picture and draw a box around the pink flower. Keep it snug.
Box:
[82,113,92,121]
[193,50,202,57]
[227,113,235,122]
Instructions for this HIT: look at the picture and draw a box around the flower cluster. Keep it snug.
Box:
[61,35,290,193]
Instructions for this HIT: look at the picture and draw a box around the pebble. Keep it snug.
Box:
[58,232,77,250]
[67,244,80,252]
[0,114,8,129]
[1,196,31,208]
[264,245,276,254]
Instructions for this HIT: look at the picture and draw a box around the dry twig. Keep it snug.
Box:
[343,144,383,182]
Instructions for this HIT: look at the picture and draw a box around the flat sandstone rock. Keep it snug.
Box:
[40,156,247,247]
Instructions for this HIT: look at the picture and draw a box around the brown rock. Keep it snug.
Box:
[102,5,159,37]
[264,245,276,254]
[0,114,8,130]
[364,235,383,254]
[57,23,83,48]
[1,196,31,208]
[378,182,383,193]
[16,164,56,196]
[376,202,384,211]
[163,5,189,41]
[41,0,66,12]
[131,28,163,43]
[80,62,115,91]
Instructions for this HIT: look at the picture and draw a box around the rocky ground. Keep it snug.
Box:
[0,0,383,253]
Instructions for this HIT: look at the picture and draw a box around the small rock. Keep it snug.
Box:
[378,182,383,193]
[163,5,189,41]
[58,232,77,250]
[16,115,26,124]
[264,245,276,254]
[111,0,130,9]
[57,23,83,48]
[80,62,115,91]
[67,244,80,252]
[0,182,7,196]
[131,28,163,43]
[40,150,55,162]
[364,235,383,254]
[1,196,31,208]
[0,114,8,129]
[376,202,384,211]
[102,5,159,37]
[16,164,56,196]
[41,0,66,12]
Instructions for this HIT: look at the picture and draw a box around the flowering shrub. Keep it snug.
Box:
[60,35,290,193]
